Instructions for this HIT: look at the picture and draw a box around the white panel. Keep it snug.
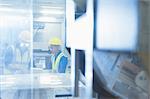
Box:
[66,0,75,47]
[71,14,93,50]
[70,7,93,50]
[96,0,138,51]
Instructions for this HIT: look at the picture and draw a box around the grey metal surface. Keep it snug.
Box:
[93,49,149,99]
[94,50,119,88]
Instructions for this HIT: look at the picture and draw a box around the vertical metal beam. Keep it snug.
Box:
[85,0,94,98]
[71,48,79,97]
[74,50,80,97]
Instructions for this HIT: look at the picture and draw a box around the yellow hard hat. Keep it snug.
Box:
[49,37,62,45]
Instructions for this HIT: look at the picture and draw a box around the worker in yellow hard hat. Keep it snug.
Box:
[47,37,68,73]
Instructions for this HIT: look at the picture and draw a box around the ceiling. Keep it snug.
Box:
[33,0,65,21]
[0,0,149,21]
[0,0,66,21]
[0,0,65,8]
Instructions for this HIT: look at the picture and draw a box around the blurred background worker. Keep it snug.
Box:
[48,37,68,73]
[3,30,31,74]
[3,43,14,68]
[0,31,31,99]
[16,31,30,64]
[13,30,31,72]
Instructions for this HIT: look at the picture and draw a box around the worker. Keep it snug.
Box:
[3,30,31,74]
[48,37,68,73]
[3,43,14,67]
[15,31,30,65]
[14,30,32,99]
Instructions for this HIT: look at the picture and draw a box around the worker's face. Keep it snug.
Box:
[20,42,30,48]
[48,45,60,55]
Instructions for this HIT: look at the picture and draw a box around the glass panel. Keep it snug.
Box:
[0,0,33,99]
[32,0,72,98]
[0,0,32,75]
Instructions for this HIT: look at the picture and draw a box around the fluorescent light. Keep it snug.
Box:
[39,9,64,15]
[34,16,58,22]
[40,6,64,10]
[0,81,15,85]
[0,7,27,12]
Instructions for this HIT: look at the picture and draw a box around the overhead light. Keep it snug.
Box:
[0,81,15,85]
[40,6,64,10]
[0,7,31,13]
[0,4,12,6]
[39,9,64,15]
[34,16,60,22]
